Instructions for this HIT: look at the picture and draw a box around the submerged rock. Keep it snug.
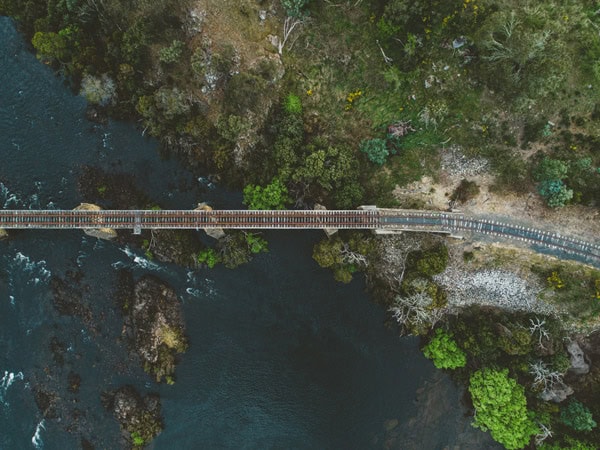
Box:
[122,274,188,383]
[102,385,163,449]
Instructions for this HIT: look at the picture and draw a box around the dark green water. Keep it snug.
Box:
[0,16,496,450]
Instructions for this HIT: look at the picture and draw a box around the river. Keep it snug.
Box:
[0,16,498,450]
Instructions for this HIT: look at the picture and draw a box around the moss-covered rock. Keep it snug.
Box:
[122,275,188,383]
[102,385,163,449]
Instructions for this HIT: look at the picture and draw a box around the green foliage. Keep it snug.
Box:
[159,40,184,64]
[245,233,268,254]
[422,328,467,369]
[534,158,569,182]
[131,432,145,447]
[216,232,269,269]
[359,138,389,165]
[540,437,597,450]
[560,400,597,432]
[469,368,537,450]
[415,245,448,276]
[197,248,220,269]
[31,31,67,61]
[243,178,289,210]
[281,0,310,18]
[312,234,372,284]
[284,94,302,114]
[538,180,573,208]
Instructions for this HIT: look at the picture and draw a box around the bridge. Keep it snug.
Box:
[0,208,599,266]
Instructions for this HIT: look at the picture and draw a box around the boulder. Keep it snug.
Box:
[567,340,590,375]
[539,382,574,403]
[0,228,8,240]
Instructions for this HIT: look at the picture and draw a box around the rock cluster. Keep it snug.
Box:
[102,385,162,449]
[121,274,188,383]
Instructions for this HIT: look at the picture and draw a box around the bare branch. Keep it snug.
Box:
[278,17,304,55]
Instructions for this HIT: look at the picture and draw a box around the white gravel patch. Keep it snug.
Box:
[440,145,489,178]
[434,268,556,314]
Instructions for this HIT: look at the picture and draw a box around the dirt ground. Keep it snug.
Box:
[393,154,600,245]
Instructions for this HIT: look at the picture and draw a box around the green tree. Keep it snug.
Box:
[243,178,289,210]
[31,31,67,61]
[560,400,597,432]
[423,328,467,369]
[360,138,389,165]
[469,368,537,450]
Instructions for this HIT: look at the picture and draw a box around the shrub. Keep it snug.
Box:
[415,245,448,276]
[450,179,480,204]
[360,138,389,165]
[243,178,289,210]
[197,248,220,268]
[423,328,467,369]
[284,94,302,114]
[537,179,573,208]
[159,40,184,64]
[281,0,310,17]
[560,400,597,432]
[469,368,537,450]
[80,74,116,106]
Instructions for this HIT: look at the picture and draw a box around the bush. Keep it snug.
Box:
[469,368,537,450]
[538,179,573,208]
[450,179,480,204]
[80,74,116,106]
[360,138,389,165]
[560,400,597,432]
[415,245,448,276]
[197,248,220,268]
[423,328,467,369]
[284,94,302,114]
[158,40,184,64]
[281,0,310,17]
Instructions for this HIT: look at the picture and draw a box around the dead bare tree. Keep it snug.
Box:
[535,423,553,447]
[340,243,368,267]
[389,292,442,333]
[529,317,550,349]
[529,360,563,392]
[278,17,304,54]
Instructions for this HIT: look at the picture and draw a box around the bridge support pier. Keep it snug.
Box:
[314,204,338,237]
[74,203,118,240]
[196,203,226,240]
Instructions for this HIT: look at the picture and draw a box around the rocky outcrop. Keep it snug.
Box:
[147,229,203,267]
[102,385,163,449]
[567,340,590,375]
[539,381,574,403]
[122,274,188,383]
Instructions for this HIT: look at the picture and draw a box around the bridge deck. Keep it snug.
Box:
[0,208,598,266]
[0,209,379,230]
